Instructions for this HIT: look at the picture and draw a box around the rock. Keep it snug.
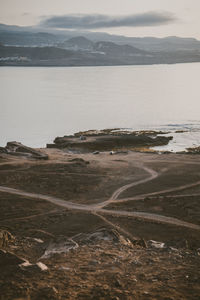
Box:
[33,238,44,244]
[0,229,15,248]
[19,260,32,268]
[147,240,165,249]
[0,146,7,153]
[93,151,100,154]
[5,141,48,159]
[41,237,79,258]
[20,261,48,272]
[42,228,133,258]
[36,262,48,271]
[73,228,132,247]
[132,238,147,248]
[47,130,173,152]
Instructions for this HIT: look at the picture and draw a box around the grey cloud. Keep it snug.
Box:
[40,12,176,29]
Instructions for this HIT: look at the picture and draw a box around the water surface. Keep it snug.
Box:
[0,64,200,149]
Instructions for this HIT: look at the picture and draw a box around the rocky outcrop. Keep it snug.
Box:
[41,228,145,259]
[4,141,48,159]
[0,146,7,154]
[47,129,172,152]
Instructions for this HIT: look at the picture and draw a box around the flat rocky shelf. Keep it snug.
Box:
[47,129,172,153]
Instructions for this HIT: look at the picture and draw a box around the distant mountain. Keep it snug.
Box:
[93,41,147,56]
[123,36,200,52]
[0,27,63,46]
[0,23,32,32]
[57,37,147,56]
[58,36,94,51]
[1,23,200,53]
[1,23,200,66]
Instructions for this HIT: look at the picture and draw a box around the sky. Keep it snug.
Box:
[1,0,200,39]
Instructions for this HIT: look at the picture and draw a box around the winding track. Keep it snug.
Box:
[113,180,200,204]
[1,155,200,231]
[97,209,200,231]
[0,161,200,231]
[95,165,158,209]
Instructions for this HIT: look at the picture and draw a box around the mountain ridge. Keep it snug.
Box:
[1,23,200,52]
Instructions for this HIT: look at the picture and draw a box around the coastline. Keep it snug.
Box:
[1,59,200,67]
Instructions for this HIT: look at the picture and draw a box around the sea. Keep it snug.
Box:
[0,63,200,152]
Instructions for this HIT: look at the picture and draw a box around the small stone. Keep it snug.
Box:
[36,262,48,271]
[148,240,165,249]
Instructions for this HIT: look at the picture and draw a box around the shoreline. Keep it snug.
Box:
[1,60,200,68]
[1,128,200,156]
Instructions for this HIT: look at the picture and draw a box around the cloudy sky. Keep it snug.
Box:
[1,0,200,38]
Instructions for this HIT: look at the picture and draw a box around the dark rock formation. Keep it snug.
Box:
[47,130,172,153]
[0,146,7,154]
[5,141,48,159]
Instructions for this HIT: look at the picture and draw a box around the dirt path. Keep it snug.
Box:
[0,184,200,231]
[0,185,89,211]
[0,156,200,232]
[95,165,158,209]
[110,166,158,200]
[97,209,200,231]
[117,180,200,203]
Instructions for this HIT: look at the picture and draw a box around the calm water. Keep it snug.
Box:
[0,63,200,149]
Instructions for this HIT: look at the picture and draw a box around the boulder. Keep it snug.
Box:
[5,141,48,159]
[0,146,7,153]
